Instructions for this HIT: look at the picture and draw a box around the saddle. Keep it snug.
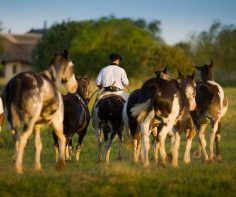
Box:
[103,86,122,92]
[98,93,125,103]
[97,94,125,121]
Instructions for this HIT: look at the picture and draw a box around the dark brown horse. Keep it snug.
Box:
[53,77,90,162]
[4,49,77,173]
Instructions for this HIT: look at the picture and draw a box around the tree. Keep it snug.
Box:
[33,20,95,71]
[177,21,236,85]
[33,17,193,79]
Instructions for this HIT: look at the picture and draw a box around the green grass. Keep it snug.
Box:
[0,87,236,197]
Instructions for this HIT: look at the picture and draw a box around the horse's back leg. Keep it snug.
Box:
[184,117,196,164]
[210,120,219,161]
[0,113,5,132]
[117,130,123,160]
[76,131,86,161]
[198,123,208,161]
[15,122,35,173]
[215,121,222,161]
[34,125,42,171]
[105,127,117,164]
[52,116,66,170]
[52,131,59,162]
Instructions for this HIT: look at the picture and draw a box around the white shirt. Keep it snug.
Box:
[96,65,129,89]
[0,97,3,114]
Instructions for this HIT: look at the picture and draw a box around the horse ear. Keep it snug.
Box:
[178,69,184,77]
[163,66,167,74]
[63,49,69,58]
[210,59,214,67]
[190,71,195,79]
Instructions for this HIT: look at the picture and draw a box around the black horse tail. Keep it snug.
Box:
[4,77,22,129]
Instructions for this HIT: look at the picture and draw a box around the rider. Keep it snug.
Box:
[96,53,129,100]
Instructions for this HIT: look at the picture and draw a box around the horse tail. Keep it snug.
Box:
[4,78,22,129]
[130,99,152,123]
[130,85,159,123]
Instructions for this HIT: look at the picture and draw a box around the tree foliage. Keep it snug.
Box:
[177,21,236,85]
[33,17,195,79]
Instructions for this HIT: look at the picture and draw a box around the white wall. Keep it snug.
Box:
[4,61,32,83]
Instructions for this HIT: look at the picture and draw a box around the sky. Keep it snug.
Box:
[0,0,236,45]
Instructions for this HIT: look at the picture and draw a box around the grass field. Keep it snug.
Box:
[0,87,236,197]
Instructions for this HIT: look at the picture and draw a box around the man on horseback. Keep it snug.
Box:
[92,53,129,163]
[96,53,129,100]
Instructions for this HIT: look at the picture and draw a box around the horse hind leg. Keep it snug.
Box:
[52,131,59,163]
[52,120,66,171]
[15,123,35,174]
[172,131,181,168]
[184,117,196,164]
[116,131,123,161]
[34,125,42,171]
[95,128,103,162]
[215,122,222,161]
[198,123,209,162]
[105,128,117,164]
[65,138,72,161]
[209,120,219,161]
[151,127,159,163]
[11,128,19,163]
[76,132,86,161]
[184,128,196,164]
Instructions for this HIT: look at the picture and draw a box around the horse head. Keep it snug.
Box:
[178,70,196,111]
[49,49,78,93]
[195,60,214,81]
[76,77,90,104]
[154,66,169,80]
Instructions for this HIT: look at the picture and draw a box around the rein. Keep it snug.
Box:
[87,89,100,104]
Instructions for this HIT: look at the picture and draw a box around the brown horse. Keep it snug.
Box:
[4,49,78,173]
[53,77,90,162]
[192,60,228,162]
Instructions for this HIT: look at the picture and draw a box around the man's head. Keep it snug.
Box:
[109,53,122,63]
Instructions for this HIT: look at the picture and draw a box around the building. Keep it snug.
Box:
[0,33,42,83]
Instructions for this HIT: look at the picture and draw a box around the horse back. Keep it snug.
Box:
[63,94,90,135]
[4,71,60,128]
[97,95,125,122]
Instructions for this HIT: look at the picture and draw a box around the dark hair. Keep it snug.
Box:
[109,53,122,61]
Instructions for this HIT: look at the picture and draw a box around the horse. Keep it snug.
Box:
[122,67,170,163]
[52,77,90,162]
[92,94,125,164]
[192,60,228,162]
[125,68,196,167]
[152,71,197,167]
[4,49,78,173]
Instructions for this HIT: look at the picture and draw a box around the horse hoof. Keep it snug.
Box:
[35,164,42,171]
[116,156,122,161]
[193,151,201,159]
[143,161,149,167]
[158,162,166,168]
[204,159,213,164]
[184,160,190,165]
[56,161,65,171]
[172,162,178,168]
[16,167,23,174]
[216,155,222,162]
